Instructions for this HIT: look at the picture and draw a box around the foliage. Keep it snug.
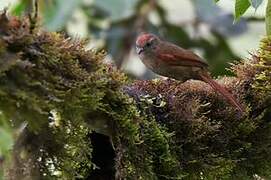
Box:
[235,0,251,21]
[214,0,271,36]
[215,0,264,21]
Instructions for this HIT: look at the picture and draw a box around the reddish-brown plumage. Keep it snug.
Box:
[135,33,244,114]
[157,51,208,67]
[136,33,154,47]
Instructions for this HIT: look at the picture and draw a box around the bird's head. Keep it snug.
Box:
[135,33,160,55]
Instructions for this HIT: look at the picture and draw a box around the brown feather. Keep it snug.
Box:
[157,41,208,68]
[199,72,244,114]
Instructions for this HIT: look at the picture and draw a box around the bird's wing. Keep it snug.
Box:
[157,42,208,68]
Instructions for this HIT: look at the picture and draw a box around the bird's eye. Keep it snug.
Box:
[145,41,152,47]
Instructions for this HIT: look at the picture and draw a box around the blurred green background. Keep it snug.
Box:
[0,0,266,178]
[0,0,266,78]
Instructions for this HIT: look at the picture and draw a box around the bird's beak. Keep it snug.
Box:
[136,47,143,55]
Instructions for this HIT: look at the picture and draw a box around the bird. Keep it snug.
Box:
[135,33,244,114]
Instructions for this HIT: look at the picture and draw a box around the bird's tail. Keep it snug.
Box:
[199,72,244,114]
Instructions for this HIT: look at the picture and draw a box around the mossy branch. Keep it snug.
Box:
[0,12,271,179]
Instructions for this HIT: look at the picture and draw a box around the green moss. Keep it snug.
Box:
[0,14,113,178]
[1,13,271,180]
[127,40,271,178]
[0,14,186,179]
[254,37,271,94]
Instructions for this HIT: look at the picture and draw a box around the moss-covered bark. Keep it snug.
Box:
[0,12,271,179]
